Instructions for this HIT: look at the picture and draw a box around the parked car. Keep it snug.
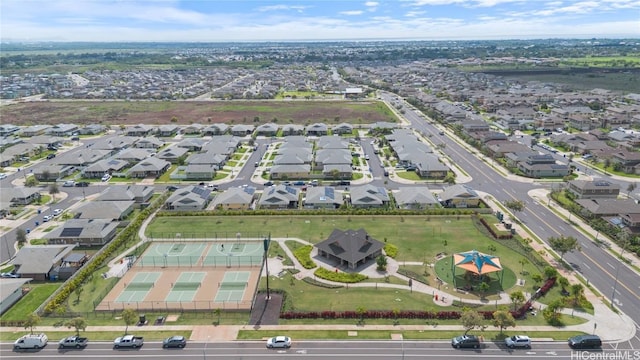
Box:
[58,335,88,349]
[505,335,531,349]
[75,181,90,187]
[52,209,63,216]
[451,335,480,349]
[266,335,291,349]
[264,181,274,186]
[101,174,111,182]
[14,333,48,350]
[63,180,76,187]
[568,334,601,349]
[0,173,7,180]
[46,153,56,160]
[162,335,186,349]
[43,215,53,222]
[113,335,144,349]
[1,271,20,278]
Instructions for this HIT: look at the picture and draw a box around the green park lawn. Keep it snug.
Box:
[0,283,61,322]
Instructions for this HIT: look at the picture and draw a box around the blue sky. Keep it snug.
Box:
[1,0,639,42]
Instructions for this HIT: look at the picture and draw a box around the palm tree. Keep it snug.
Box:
[570,284,584,306]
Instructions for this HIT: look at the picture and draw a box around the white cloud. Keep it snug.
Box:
[257,4,310,12]
[365,1,379,6]
[406,10,427,16]
[340,10,364,15]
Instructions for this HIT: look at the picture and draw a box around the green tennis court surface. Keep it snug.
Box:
[165,271,206,302]
[215,271,250,302]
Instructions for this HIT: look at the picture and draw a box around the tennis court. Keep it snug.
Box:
[138,243,207,267]
[115,272,160,303]
[203,242,263,267]
[165,272,206,302]
[215,271,250,302]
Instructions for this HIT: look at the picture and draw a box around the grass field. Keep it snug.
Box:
[1,100,398,126]
[0,283,61,321]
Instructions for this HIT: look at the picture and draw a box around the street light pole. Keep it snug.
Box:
[611,261,622,309]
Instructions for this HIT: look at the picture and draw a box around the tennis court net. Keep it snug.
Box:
[172,282,201,291]
[219,282,247,290]
[126,282,153,291]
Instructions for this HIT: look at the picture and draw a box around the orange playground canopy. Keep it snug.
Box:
[453,250,502,275]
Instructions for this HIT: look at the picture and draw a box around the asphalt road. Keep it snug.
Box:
[2,340,638,359]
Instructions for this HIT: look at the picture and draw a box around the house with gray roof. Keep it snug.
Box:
[568,180,620,199]
[56,149,111,167]
[517,154,570,178]
[270,164,311,180]
[315,228,384,269]
[255,123,279,136]
[74,201,134,221]
[439,184,480,208]
[304,186,343,209]
[47,123,79,137]
[230,124,255,136]
[0,278,32,315]
[33,165,73,181]
[176,138,207,151]
[183,123,204,135]
[165,185,211,211]
[306,123,328,136]
[350,184,389,208]
[282,124,304,136]
[0,124,20,136]
[315,149,351,169]
[203,123,229,136]
[415,155,449,179]
[91,136,137,152]
[395,186,439,209]
[20,125,50,137]
[127,157,171,178]
[134,136,164,149]
[78,124,106,135]
[322,164,353,179]
[0,187,41,206]
[115,148,156,164]
[332,123,354,135]
[575,198,640,217]
[186,152,227,170]
[10,245,75,281]
[274,151,313,165]
[317,136,349,149]
[95,185,154,203]
[44,218,119,246]
[212,186,256,210]
[83,158,129,178]
[184,164,216,180]
[258,185,300,209]
[158,125,180,137]
[157,146,189,163]
[126,124,154,137]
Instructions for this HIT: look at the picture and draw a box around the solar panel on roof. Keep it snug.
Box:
[285,186,296,195]
[326,187,334,198]
[594,181,611,186]
[60,228,83,237]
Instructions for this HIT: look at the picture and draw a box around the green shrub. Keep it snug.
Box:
[293,245,316,269]
[384,243,398,258]
[314,267,367,283]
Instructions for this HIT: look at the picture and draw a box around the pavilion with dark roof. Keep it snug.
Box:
[314,228,385,270]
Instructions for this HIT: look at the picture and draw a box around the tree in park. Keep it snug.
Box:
[25,176,39,187]
[570,283,584,306]
[376,255,388,271]
[518,258,528,275]
[548,236,581,261]
[531,273,543,287]
[478,282,490,299]
[356,306,367,325]
[65,317,87,336]
[24,313,41,335]
[510,290,526,311]
[121,308,138,335]
[543,266,558,279]
[460,309,486,335]
[492,310,516,334]
[542,299,564,325]
[558,277,570,294]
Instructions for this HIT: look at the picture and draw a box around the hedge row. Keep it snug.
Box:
[478,216,513,240]
[281,309,497,320]
[313,267,367,283]
[42,193,170,315]
[155,208,485,217]
[302,277,343,289]
[292,245,316,269]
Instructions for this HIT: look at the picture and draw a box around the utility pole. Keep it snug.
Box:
[263,234,271,300]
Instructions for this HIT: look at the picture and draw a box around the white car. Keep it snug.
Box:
[52,209,63,216]
[266,336,291,349]
[0,173,7,180]
[101,174,111,182]
[43,215,53,222]
[62,180,75,187]
[505,335,531,349]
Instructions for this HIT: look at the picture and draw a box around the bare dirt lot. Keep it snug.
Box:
[1,100,397,126]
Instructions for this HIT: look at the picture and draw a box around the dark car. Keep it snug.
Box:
[75,181,90,187]
[46,154,56,159]
[568,335,601,349]
[162,335,186,349]
[451,335,480,349]
[264,181,274,186]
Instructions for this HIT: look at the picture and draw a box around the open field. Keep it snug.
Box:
[0,100,398,126]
